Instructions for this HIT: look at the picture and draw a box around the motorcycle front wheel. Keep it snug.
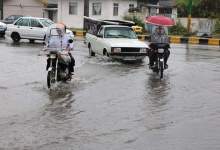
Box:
[159,61,164,79]
[47,70,56,88]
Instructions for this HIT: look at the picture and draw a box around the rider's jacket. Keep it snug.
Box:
[47,35,68,50]
[46,34,73,50]
[151,33,169,43]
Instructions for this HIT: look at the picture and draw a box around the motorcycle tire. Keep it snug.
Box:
[47,70,56,88]
[159,61,164,79]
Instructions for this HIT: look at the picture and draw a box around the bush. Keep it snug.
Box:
[169,22,188,35]
[123,15,145,29]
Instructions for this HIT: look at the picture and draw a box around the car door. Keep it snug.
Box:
[14,18,31,38]
[95,27,105,54]
[29,19,45,39]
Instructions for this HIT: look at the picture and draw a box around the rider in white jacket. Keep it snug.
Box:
[45,24,75,73]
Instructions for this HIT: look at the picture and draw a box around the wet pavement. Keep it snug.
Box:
[0,37,220,150]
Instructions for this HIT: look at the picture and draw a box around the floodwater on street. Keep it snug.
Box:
[0,38,220,150]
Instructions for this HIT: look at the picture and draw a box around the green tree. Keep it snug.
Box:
[177,0,220,18]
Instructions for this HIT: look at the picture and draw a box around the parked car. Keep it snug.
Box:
[0,22,7,37]
[6,16,74,43]
[2,15,23,24]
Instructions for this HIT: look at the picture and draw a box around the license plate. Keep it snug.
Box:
[123,56,136,61]
[158,49,164,53]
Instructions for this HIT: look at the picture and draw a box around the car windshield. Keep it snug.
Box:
[104,27,137,39]
[40,19,54,27]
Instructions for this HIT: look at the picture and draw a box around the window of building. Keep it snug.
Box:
[92,2,102,15]
[113,3,119,16]
[129,4,134,12]
[69,0,78,15]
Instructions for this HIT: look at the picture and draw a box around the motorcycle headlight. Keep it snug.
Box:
[140,48,147,53]
[112,48,121,53]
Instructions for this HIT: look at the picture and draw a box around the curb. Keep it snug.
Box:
[72,31,220,46]
[137,35,220,46]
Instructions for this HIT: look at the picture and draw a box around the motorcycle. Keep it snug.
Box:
[46,50,72,88]
[149,43,170,79]
[44,24,74,88]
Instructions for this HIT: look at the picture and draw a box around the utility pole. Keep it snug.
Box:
[83,0,89,29]
[0,0,3,19]
[84,0,89,17]
[187,0,192,33]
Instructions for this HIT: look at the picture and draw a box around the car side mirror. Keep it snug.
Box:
[97,34,103,38]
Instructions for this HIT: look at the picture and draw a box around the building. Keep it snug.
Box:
[158,0,177,18]
[138,0,177,19]
[2,0,46,19]
[43,0,58,22]
[58,0,138,28]
[0,0,3,19]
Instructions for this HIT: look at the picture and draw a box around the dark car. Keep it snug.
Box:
[2,15,23,24]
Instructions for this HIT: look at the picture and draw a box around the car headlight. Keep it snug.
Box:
[140,48,147,53]
[112,48,121,53]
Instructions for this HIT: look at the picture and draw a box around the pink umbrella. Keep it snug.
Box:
[146,15,175,27]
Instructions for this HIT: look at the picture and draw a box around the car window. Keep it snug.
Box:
[30,19,42,28]
[15,18,29,26]
[40,19,54,27]
[104,27,137,39]
[98,27,104,37]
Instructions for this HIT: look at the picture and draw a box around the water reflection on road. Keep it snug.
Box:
[1,39,220,150]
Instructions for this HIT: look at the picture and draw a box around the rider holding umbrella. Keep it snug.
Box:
[149,26,170,69]
[146,16,175,69]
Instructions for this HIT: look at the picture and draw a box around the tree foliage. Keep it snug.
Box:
[177,0,220,18]
[168,21,188,35]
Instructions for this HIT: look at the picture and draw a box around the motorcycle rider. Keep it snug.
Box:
[149,26,170,69]
[45,24,75,75]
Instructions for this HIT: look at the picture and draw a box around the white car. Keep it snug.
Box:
[6,16,74,43]
[0,21,7,37]
[85,25,149,61]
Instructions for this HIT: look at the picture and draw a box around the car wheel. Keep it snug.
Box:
[89,44,95,56]
[11,33,21,43]
[103,49,109,57]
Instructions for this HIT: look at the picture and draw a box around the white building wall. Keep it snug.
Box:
[58,0,137,28]
[89,0,137,20]
[177,18,215,33]
[58,0,84,28]
[3,0,44,18]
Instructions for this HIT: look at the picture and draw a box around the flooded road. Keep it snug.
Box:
[0,38,220,150]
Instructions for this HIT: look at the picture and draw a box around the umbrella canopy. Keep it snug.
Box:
[146,16,175,27]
